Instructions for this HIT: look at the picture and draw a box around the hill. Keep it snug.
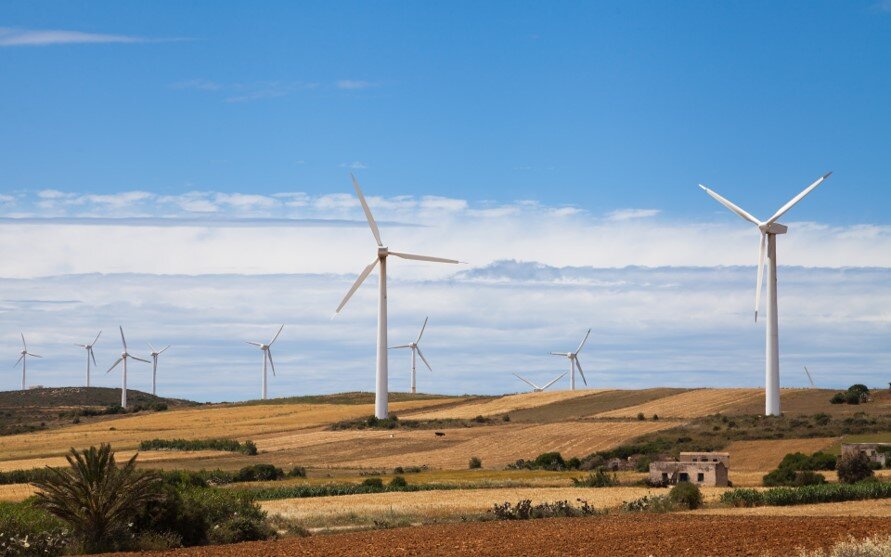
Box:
[0,386,197,436]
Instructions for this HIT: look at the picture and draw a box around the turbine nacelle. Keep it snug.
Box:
[378,246,389,257]
[759,222,788,235]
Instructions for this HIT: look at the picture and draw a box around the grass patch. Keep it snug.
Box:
[720,480,891,507]
[138,438,258,455]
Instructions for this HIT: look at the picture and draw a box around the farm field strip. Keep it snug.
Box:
[0,483,36,502]
[592,388,763,419]
[403,390,607,420]
[0,449,233,473]
[725,438,839,472]
[690,499,891,517]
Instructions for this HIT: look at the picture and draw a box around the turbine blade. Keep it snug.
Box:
[90,348,97,366]
[389,251,459,264]
[14,354,23,367]
[512,373,539,390]
[388,345,412,349]
[576,328,592,354]
[804,366,815,387]
[131,356,150,363]
[269,324,284,346]
[416,347,432,372]
[27,353,42,358]
[148,342,156,353]
[246,341,263,347]
[542,371,568,390]
[267,349,276,376]
[159,345,171,354]
[698,184,761,226]
[107,358,123,373]
[755,232,767,322]
[334,259,379,315]
[549,352,570,357]
[416,316,429,344]
[92,330,102,345]
[351,173,383,246]
[75,344,87,348]
[766,172,832,225]
[20,333,26,350]
[119,326,127,351]
[575,358,587,386]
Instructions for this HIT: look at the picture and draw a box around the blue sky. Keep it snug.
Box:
[0,2,889,399]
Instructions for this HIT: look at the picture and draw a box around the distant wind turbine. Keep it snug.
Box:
[75,331,101,387]
[334,175,460,418]
[148,343,171,396]
[107,326,150,408]
[699,171,832,416]
[803,366,815,388]
[389,317,433,394]
[513,372,567,393]
[550,329,591,390]
[14,333,41,390]
[246,325,283,400]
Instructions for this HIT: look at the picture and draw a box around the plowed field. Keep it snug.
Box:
[106,515,891,557]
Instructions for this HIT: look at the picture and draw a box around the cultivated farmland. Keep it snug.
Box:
[592,388,764,418]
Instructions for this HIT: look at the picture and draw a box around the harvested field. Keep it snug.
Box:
[107,515,891,557]
[508,388,687,423]
[727,388,891,417]
[692,499,891,517]
[0,483,35,502]
[404,390,602,420]
[726,437,839,472]
[261,486,730,520]
[0,450,233,473]
[593,388,763,419]
[0,399,455,462]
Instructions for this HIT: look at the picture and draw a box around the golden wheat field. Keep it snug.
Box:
[0,450,237,473]
[261,486,732,521]
[0,483,36,502]
[403,389,605,420]
[0,400,456,462]
[692,499,891,517]
[592,388,764,419]
[725,438,840,472]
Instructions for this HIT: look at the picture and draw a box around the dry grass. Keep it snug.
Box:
[692,499,891,517]
[0,399,455,463]
[0,483,36,502]
[593,388,764,419]
[261,486,732,521]
[726,438,840,472]
[404,390,604,420]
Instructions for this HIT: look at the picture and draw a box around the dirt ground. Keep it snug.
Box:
[109,515,891,557]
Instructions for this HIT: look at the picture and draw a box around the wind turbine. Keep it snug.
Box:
[549,329,591,390]
[107,326,149,408]
[334,175,459,418]
[147,343,170,396]
[803,366,815,388]
[75,331,101,387]
[513,372,567,393]
[246,325,283,400]
[14,333,41,390]
[388,317,432,394]
[699,171,832,416]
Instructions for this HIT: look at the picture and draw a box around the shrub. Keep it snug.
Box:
[490,499,599,520]
[571,468,618,488]
[812,413,831,426]
[668,482,702,510]
[0,501,72,557]
[502,414,510,422]
[361,478,384,488]
[837,452,874,484]
[720,482,891,507]
[233,464,284,483]
[138,438,258,455]
[634,456,652,473]
[286,467,307,478]
[847,384,870,398]
[566,456,582,470]
[830,393,846,405]
[532,452,566,471]
[389,476,407,487]
[31,444,162,553]
[468,456,482,469]
[844,391,862,405]
[652,414,659,420]
[637,412,645,421]
[622,494,674,513]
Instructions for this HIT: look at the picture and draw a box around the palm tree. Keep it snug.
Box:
[32,444,161,553]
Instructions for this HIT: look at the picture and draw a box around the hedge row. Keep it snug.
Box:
[721,481,891,507]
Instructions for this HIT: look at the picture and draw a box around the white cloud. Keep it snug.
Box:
[0,28,149,47]
[420,196,468,212]
[606,208,661,221]
[340,161,368,170]
[336,80,379,90]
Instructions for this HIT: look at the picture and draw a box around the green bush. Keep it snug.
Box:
[837,452,875,484]
[0,501,72,557]
[566,456,582,470]
[138,438,258,455]
[622,494,674,513]
[287,467,307,478]
[233,464,284,483]
[720,481,891,507]
[668,482,702,510]
[845,391,863,405]
[571,469,618,488]
[468,456,482,469]
[490,499,599,520]
[532,452,566,470]
[389,476,407,487]
[830,393,846,405]
[361,477,384,488]
[637,412,645,421]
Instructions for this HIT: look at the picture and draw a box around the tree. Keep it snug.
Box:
[32,444,161,553]
[836,452,874,484]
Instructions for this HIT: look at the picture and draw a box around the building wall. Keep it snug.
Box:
[842,443,889,467]
[680,452,730,466]
[648,461,729,487]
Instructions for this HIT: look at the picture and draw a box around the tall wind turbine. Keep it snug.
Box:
[246,325,283,400]
[389,317,432,394]
[75,331,101,387]
[107,326,149,408]
[699,171,832,416]
[550,329,591,390]
[334,175,459,418]
[14,333,41,390]
[148,343,170,396]
[513,372,567,393]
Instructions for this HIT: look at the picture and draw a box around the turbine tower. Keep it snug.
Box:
[334,175,459,419]
[388,317,433,394]
[549,329,591,390]
[148,343,171,396]
[107,326,149,408]
[246,325,283,400]
[699,171,832,416]
[512,372,567,393]
[14,333,41,390]
[75,331,101,387]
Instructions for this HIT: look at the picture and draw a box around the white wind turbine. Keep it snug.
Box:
[147,343,171,396]
[334,175,460,419]
[699,171,832,416]
[75,331,101,387]
[14,333,41,390]
[388,317,433,394]
[246,325,283,400]
[107,326,150,408]
[513,372,567,393]
[550,329,591,390]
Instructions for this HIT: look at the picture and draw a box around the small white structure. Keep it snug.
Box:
[107,326,150,408]
[245,325,283,400]
[650,452,731,487]
[334,174,460,419]
[389,317,433,394]
[699,172,832,416]
[549,329,592,390]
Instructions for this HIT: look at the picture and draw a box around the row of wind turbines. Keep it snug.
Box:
[11,171,833,418]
